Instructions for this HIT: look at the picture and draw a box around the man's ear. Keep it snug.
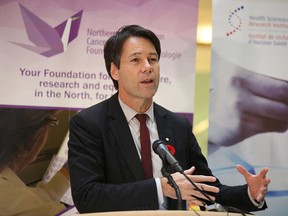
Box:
[110,63,119,80]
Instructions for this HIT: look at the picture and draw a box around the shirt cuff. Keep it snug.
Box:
[155,178,165,209]
[247,187,265,208]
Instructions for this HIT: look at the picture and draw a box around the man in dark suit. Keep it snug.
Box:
[68,25,270,214]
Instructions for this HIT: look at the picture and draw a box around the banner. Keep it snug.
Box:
[0,0,199,214]
[0,0,198,114]
[208,0,288,215]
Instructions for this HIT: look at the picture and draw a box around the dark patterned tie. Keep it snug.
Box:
[135,114,153,179]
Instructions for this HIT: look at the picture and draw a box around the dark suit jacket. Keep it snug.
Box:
[68,93,266,213]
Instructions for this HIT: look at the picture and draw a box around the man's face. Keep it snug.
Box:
[111,36,160,106]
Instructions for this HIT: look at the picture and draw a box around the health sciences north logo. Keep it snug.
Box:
[226,6,244,36]
[12,3,83,57]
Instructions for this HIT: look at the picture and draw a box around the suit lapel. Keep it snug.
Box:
[106,96,176,180]
[154,104,174,145]
[108,95,144,180]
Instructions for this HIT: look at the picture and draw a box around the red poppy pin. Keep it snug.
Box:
[166,144,176,155]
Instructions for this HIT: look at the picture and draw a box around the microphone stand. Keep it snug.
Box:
[161,163,182,210]
[153,139,246,215]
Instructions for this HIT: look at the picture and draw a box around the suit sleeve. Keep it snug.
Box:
[166,118,267,212]
[180,117,267,212]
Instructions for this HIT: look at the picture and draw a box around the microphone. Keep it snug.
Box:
[152,140,183,173]
[152,139,228,213]
[152,139,183,210]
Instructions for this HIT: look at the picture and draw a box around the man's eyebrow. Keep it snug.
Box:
[128,52,158,58]
[128,52,141,58]
[149,52,158,57]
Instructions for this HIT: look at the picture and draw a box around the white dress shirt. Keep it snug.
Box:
[118,98,165,208]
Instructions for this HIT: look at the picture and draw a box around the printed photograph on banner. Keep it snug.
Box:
[0,107,77,215]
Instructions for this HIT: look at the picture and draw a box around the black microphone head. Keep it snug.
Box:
[152,139,169,162]
[152,139,183,173]
[152,139,165,153]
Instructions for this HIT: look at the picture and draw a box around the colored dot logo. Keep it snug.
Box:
[226,6,244,36]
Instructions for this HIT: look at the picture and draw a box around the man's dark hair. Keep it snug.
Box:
[104,25,161,90]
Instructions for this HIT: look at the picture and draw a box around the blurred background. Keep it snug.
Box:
[194,0,212,156]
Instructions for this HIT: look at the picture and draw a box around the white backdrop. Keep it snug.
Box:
[208,1,288,215]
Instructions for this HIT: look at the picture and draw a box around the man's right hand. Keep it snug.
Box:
[161,166,219,206]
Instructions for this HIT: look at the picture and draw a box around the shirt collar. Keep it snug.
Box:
[118,97,155,123]
[0,166,25,186]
